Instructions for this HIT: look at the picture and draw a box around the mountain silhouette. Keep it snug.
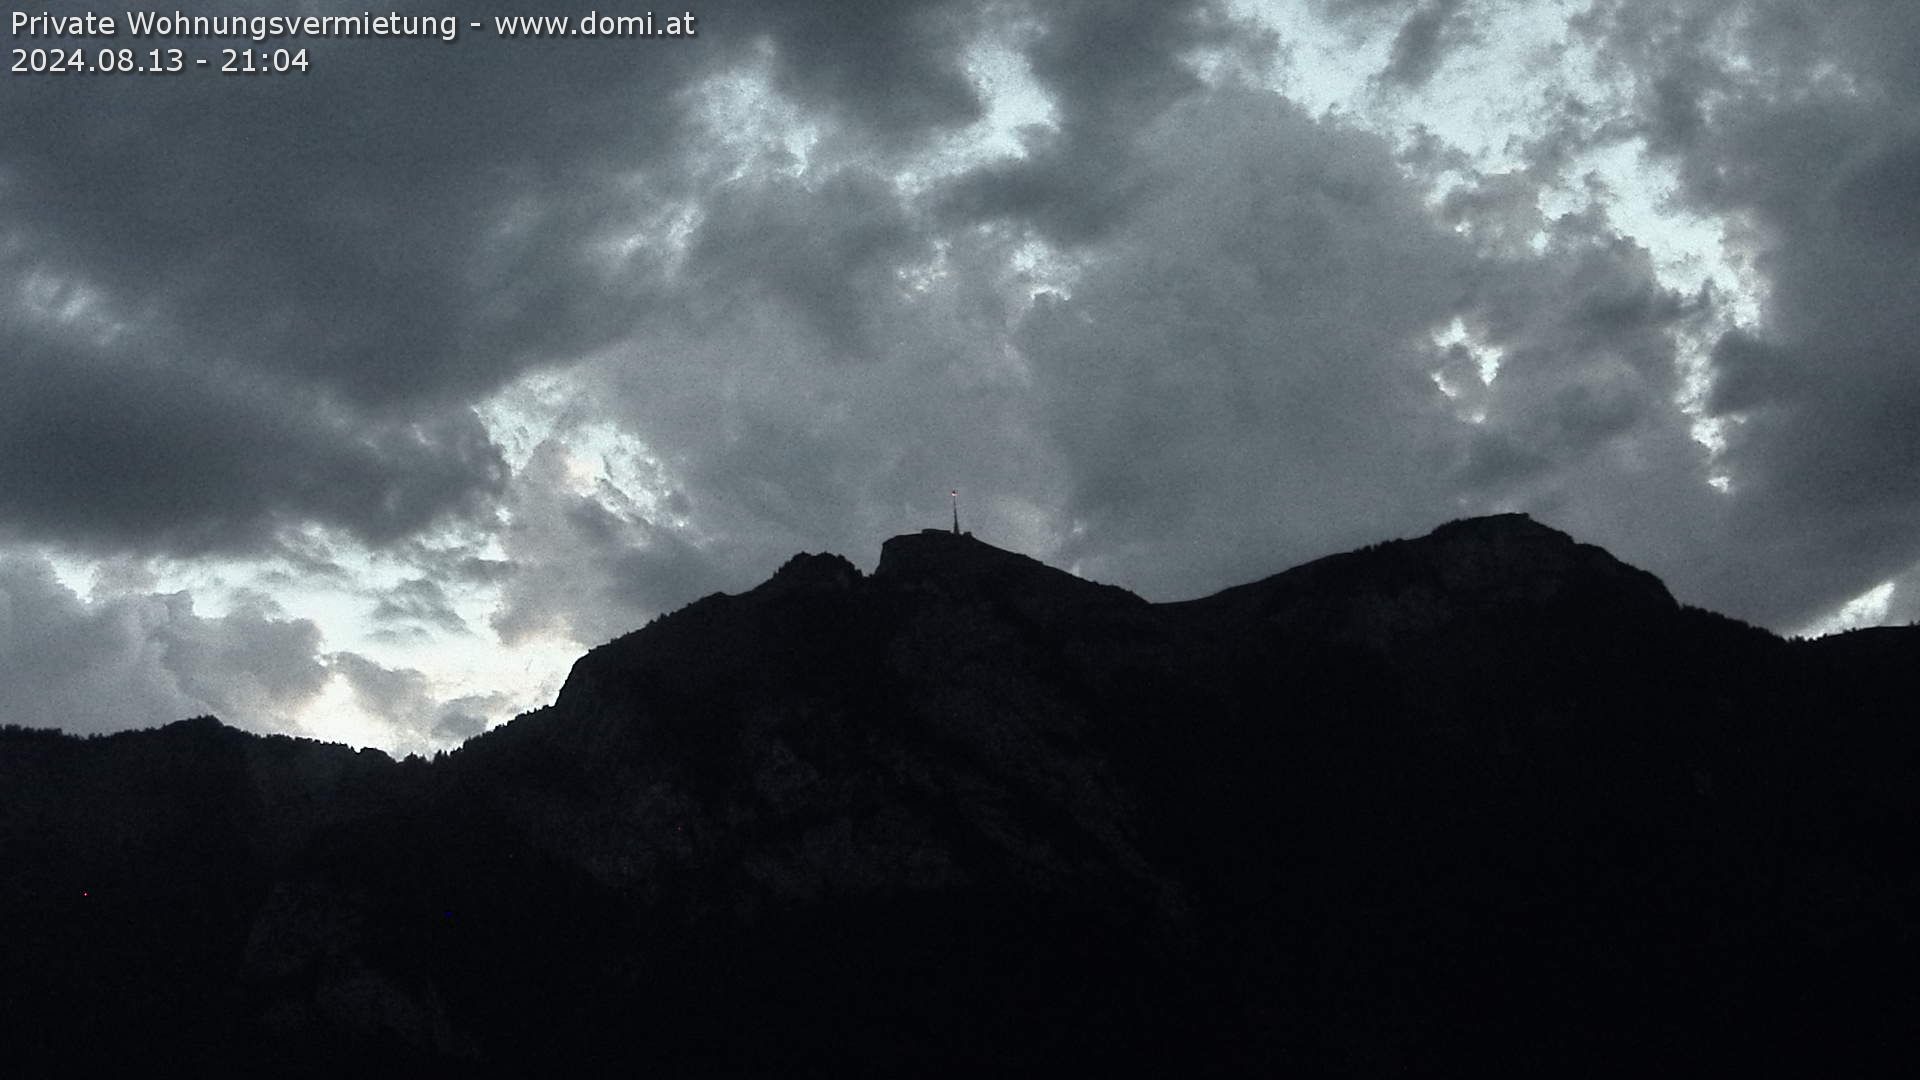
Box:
[3,515,1916,1074]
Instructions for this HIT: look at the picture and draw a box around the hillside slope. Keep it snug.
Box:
[4,516,1916,1074]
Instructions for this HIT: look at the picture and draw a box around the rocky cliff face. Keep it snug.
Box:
[4,515,1917,1075]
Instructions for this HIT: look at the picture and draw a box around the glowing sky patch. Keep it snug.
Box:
[1800,581,1897,639]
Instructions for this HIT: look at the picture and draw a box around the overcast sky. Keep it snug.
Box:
[4,0,1917,752]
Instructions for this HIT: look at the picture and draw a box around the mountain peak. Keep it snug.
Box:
[1428,510,1553,538]
[1414,513,1674,609]
[874,527,1011,578]
[1183,512,1676,650]
[753,550,863,597]
[873,528,1144,611]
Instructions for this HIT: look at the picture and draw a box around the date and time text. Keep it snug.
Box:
[10,9,699,75]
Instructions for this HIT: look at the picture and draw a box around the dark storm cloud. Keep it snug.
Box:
[0,327,507,555]
[326,653,424,719]
[1437,191,1729,586]
[0,0,1013,561]
[1381,0,1470,89]
[983,77,1725,607]
[489,440,741,647]
[942,0,1257,241]
[0,11,690,403]
[431,702,497,744]
[0,3,690,558]
[1,0,1270,577]
[1315,0,1438,11]
[162,597,331,721]
[747,0,984,138]
[329,651,510,746]
[550,0,1738,626]
[454,557,516,585]
[683,167,923,358]
[371,578,471,637]
[581,200,1070,601]
[576,67,1726,620]
[0,553,327,733]
[1569,0,1920,626]
[1011,86,1481,594]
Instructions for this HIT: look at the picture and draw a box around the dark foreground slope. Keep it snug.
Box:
[4,516,1917,1074]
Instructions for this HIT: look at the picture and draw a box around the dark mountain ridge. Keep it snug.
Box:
[4,515,1916,1074]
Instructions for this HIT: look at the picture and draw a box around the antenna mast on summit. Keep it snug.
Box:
[951,489,960,535]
